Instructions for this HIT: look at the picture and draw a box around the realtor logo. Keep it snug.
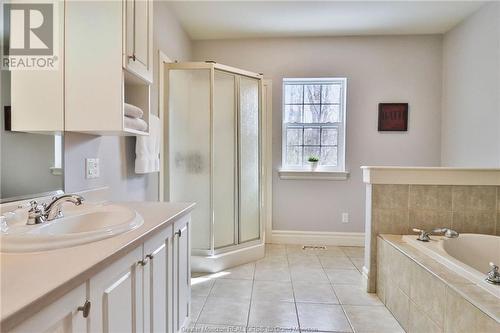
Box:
[2,2,59,70]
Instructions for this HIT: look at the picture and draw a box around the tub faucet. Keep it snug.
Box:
[486,262,500,285]
[432,228,459,238]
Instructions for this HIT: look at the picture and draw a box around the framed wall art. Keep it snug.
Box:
[378,103,408,131]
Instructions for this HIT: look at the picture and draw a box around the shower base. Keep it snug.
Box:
[191,242,265,273]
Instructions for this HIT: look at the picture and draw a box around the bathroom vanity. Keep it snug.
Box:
[0,201,194,333]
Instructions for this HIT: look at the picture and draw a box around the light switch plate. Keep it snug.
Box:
[86,158,100,179]
[342,213,349,223]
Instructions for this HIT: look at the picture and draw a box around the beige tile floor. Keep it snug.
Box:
[188,244,404,333]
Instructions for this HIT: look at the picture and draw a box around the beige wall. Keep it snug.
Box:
[193,35,443,233]
[64,1,192,201]
[441,2,500,167]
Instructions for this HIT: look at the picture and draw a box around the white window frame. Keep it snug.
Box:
[50,134,63,175]
[281,77,347,176]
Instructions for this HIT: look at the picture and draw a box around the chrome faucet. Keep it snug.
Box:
[412,227,459,242]
[486,262,500,285]
[432,228,459,238]
[27,194,85,225]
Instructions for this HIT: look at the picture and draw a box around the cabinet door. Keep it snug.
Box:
[173,215,191,333]
[89,246,143,333]
[123,0,153,82]
[8,283,87,333]
[10,0,64,132]
[143,225,173,333]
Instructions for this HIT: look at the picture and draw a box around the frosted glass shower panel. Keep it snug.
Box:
[169,69,211,250]
[213,71,236,248]
[239,77,260,243]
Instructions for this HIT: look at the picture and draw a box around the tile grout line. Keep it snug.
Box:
[245,262,257,330]
[288,250,303,333]
[323,251,356,333]
[194,277,218,327]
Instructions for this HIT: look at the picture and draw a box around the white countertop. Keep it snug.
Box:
[0,201,195,330]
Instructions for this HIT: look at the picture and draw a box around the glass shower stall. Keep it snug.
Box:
[165,62,263,268]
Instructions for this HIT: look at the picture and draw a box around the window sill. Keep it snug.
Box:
[278,169,349,180]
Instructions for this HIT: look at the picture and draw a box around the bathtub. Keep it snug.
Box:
[402,233,500,297]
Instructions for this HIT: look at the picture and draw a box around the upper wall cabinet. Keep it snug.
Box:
[9,0,64,133]
[124,0,154,83]
[65,0,152,135]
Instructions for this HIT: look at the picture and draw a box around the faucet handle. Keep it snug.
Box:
[412,228,431,242]
[29,200,43,212]
[27,201,46,225]
[486,262,500,285]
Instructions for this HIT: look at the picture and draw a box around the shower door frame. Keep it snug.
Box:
[164,62,264,257]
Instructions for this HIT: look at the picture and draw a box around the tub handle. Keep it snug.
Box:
[412,228,431,242]
[486,262,500,285]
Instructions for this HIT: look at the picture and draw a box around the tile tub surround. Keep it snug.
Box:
[377,235,500,333]
[362,167,500,292]
[190,244,404,333]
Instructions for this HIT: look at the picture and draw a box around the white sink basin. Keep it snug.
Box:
[0,203,143,253]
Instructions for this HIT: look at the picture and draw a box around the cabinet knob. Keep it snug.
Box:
[128,54,136,61]
[138,257,149,266]
[77,300,91,318]
[175,229,182,238]
[146,254,154,260]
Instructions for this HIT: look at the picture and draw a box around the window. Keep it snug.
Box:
[282,78,347,172]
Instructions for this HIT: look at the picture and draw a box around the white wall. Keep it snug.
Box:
[194,35,443,232]
[64,1,192,201]
[441,2,500,167]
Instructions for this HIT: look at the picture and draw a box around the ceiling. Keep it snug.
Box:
[167,1,486,40]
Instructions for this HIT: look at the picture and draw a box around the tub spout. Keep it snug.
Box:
[432,228,459,238]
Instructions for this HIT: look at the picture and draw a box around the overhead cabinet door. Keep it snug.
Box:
[124,0,153,82]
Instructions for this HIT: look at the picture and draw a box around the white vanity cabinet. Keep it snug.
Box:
[124,0,154,83]
[173,216,191,333]
[143,224,173,333]
[5,218,191,333]
[8,283,88,333]
[88,246,144,332]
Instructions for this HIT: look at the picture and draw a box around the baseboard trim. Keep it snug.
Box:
[270,230,365,247]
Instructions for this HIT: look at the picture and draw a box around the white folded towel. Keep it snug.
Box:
[124,103,144,118]
[124,116,148,132]
[135,114,160,174]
